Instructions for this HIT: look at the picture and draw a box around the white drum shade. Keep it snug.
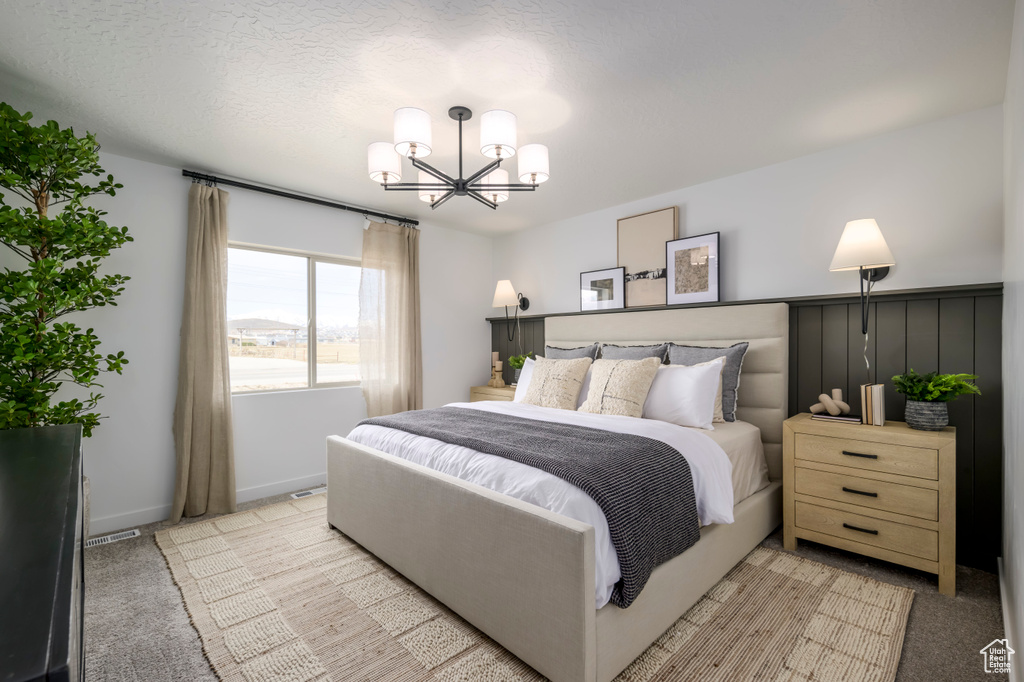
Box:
[829,219,896,271]
[481,168,510,203]
[417,170,446,203]
[394,107,432,158]
[517,143,550,184]
[367,142,401,183]
[480,110,517,159]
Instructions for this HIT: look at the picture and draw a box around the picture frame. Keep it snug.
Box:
[580,267,625,311]
[666,232,720,305]
[617,207,678,308]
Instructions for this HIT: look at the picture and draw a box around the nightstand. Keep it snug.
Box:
[469,385,516,402]
[782,412,956,595]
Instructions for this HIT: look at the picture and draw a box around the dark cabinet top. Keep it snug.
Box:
[0,425,82,682]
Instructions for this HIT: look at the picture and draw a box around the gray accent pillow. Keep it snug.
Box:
[667,342,749,421]
[600,343,669,362]
[544,343,599,360]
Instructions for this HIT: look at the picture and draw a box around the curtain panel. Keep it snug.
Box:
[359,221,423,417]
[170,184,236,523]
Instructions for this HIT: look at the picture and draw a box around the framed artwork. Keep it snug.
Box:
[617,207,678,308]
[666,232,720,305]
[580,267,625,311]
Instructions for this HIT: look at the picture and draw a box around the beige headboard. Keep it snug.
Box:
[545,302,789,480]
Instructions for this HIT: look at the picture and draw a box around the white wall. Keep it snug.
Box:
[1002,0,1024,665]
[493,106,1004,315]
[81,152,492,534]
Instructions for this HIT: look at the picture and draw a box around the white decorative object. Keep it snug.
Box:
[809,388,851,415]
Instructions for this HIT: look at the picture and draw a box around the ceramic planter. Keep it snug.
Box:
[904,400,949,431]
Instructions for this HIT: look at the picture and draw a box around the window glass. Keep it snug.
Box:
[315,261,361,385]
[227,248,309,392]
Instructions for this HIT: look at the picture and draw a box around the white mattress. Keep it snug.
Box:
[347,401,769,608]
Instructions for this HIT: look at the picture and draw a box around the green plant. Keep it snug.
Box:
[507,352,534,370]
[0,102,132,436]
[891,369,980,403]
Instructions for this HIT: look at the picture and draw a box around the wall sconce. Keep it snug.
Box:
[492,280,529,344]
[830,218,895,375]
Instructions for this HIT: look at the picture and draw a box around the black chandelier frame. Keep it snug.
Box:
[379,106,540,210]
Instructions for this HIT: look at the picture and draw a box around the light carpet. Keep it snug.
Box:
[155,496,914,682]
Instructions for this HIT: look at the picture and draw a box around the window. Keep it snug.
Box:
[227,245,360,393]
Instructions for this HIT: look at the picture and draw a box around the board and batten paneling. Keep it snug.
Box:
[491,318,545,386]
[790,287,1002,572]
[489,283,1003,572]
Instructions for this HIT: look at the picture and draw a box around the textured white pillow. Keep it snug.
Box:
[513,356,535,402]
[516,357,594,407]
[643,357,726,430]
[522,356,593,410]
[578,357,662,417]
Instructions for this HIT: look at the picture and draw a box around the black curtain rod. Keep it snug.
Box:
[181,169,419,227]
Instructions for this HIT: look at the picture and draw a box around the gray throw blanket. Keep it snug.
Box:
[359,406,701,608]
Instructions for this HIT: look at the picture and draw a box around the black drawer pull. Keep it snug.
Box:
[843,523,879,535]
[842,486,878,498]
[842,450,878,460]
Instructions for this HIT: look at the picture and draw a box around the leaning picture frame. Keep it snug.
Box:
[580,267,625,311]
[666,232,720,305]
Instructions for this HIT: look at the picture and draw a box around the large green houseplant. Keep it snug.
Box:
[892,369,980,431]
[0,102,132,436]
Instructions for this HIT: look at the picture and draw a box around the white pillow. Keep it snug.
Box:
[642,357,726,430]
[516,357,593,408]
[513,357,535,402]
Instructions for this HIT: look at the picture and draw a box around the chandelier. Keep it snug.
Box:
[367,106,550,210]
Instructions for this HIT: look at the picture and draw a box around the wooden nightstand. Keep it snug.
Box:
[783,412,956,595]
[469,385,516,402]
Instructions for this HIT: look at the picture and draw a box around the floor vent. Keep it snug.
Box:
[291,487,327,499]
[85,529,140,548]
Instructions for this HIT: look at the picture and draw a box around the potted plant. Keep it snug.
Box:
[891,369,980,431]
[0,103,132,531]
[507,352,534,384]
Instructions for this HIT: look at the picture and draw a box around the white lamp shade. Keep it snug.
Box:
[481,168,510,203]
[480,110,517,159]
[417,170,447,203]
[492,279,519,307]
[829,219,896,271]
[367,142,401,183]
[393,107,432,158]
[517,143,549,184]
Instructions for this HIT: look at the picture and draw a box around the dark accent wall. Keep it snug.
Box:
[489,283,1003,572]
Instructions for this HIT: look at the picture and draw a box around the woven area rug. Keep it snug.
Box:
[156,496,914,682]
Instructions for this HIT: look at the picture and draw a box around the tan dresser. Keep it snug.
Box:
[783,412,956,595]
[469,385,516,402]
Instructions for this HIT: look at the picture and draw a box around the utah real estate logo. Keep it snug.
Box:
[980,639,1014,674]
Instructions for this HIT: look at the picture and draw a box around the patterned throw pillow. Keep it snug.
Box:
[544,343,599,360]
[599,343,669,362]
[522,357,593,410]
[578,357,662,418]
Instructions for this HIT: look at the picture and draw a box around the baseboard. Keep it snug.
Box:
[236,472,327,504]
[88,472,328,537]
[89,503,172,536]
[999,558,1020,682]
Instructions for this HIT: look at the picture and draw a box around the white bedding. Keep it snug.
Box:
[347,400,758,608]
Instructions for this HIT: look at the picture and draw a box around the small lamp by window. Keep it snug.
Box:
[492,279,529,344]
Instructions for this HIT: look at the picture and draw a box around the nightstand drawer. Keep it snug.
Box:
[794,467,938,521]
[795,501,938,561]
[470,386,516,402]
[795,433,938,480]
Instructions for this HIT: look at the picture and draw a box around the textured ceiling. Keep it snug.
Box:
[0,0,1014,234]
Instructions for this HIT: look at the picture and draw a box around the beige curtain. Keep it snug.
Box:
[359,221,422,417]
[170,184,236,523]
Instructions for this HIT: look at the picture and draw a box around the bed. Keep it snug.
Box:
[327,302,788,682]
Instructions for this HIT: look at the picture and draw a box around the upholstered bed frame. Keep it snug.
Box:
[327,302,788,682]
